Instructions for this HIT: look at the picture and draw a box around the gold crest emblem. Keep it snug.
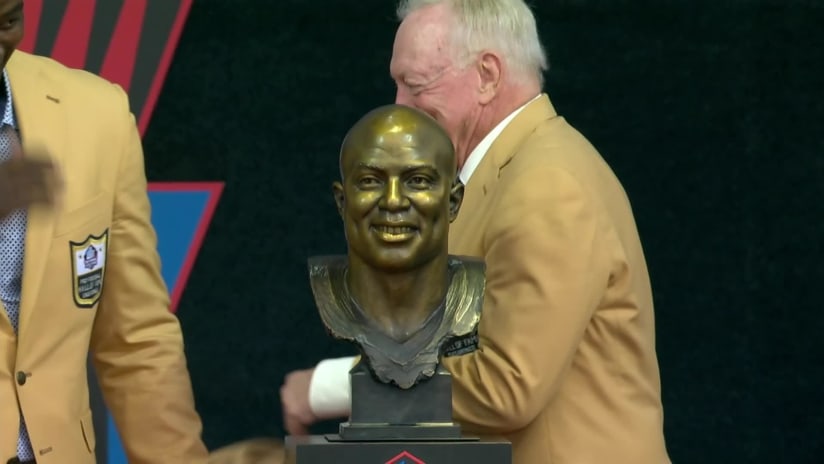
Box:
[69,230,108,307]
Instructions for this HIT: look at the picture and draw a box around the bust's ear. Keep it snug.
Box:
[332,181,345,217]
[449,177,464,222]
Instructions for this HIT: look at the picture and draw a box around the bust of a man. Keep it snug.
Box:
[308,104,484,389]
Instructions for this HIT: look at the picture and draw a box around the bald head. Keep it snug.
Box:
[339,104,456,180]
[332,103,464,274]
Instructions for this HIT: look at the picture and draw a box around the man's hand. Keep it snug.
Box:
[0,156,62,219]
[280,368,318,436]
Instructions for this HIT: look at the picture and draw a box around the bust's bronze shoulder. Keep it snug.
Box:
[308,254,484,388]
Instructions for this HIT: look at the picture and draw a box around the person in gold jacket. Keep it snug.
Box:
[281,1,671,463]
[0,0,208,462]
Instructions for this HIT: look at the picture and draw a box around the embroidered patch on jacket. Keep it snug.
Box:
[442,330,480,358]
[69,229,108,308]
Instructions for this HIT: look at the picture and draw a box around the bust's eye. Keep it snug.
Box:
[357,176,381,188]
[408,175,432,188]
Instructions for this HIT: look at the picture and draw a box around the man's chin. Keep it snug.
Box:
[368,253,419,273]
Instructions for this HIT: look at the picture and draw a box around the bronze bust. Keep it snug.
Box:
[308,104,484,389]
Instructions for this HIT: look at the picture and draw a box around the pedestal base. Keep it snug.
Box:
[337,423,463,441]
[285,435,511,464]
[343,362,463,441]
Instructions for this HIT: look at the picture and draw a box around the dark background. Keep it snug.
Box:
[139,0,823,462]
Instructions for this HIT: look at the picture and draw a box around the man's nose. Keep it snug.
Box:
[380,178,409,211]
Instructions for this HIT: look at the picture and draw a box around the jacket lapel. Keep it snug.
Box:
[6,52,68,335]
[449,149,497,250]
[449,94,558,250]
[486,94,557,173]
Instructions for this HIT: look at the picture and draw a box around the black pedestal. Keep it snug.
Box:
[340,363,460,440]
[285,435,511,464]
[286,361,511,462]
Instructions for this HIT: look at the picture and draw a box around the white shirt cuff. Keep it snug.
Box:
[308,356,355,419]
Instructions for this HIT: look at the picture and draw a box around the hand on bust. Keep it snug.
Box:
[280,367,318,436]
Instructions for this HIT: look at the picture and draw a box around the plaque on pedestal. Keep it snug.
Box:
[285,105,511,463]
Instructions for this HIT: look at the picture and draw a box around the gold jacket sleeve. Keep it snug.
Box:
[89,84,208,464]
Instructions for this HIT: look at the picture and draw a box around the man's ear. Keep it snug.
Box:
[477,51,502,105]
[332,181,345,217]
[448,178,464,222]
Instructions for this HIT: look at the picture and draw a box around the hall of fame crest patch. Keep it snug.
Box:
[69,230,108,308]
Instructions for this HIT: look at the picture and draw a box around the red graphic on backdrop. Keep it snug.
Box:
[19,0,193,136]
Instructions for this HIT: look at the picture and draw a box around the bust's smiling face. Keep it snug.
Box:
[334,105,462,273]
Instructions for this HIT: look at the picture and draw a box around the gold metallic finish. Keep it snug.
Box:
[308,104,485,389]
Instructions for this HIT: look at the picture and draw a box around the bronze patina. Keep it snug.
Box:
[308,104,484,389]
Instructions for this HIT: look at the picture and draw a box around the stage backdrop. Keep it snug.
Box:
[146,1,820,463]
[18,1,223,462]
[16,1,824,463]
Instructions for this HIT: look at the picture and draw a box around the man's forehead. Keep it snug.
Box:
[393,10,453,66]
[400,3,451,38]
[340,104,454,176]
[342,140,454,176]
[344,144,448,171]
[353,112,439,142]
[0,0,22,14]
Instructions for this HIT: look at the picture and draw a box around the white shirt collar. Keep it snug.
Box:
[458,94,540,184]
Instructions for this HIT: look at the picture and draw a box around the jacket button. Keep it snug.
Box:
[16,371,26,385]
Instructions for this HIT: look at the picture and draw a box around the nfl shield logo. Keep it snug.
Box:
[69,230,108,308]
[385,450,426,464]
